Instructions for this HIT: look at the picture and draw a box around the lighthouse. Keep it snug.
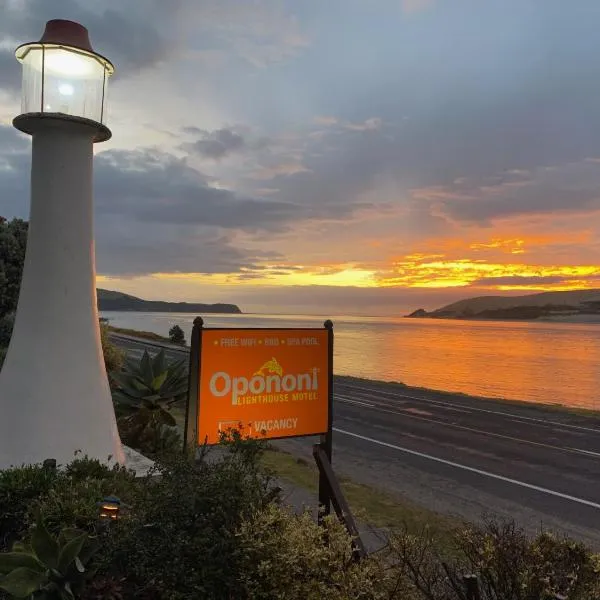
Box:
[0,20,124,468]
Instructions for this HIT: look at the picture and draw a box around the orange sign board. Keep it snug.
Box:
[196,328,331,444]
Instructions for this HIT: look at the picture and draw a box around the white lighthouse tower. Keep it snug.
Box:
[0,20,124,468]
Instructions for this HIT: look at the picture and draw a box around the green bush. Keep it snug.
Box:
[235,505,389,600]
[98,443,276,599]
[0,466,59,552]
[0,218,27,321]
[0,313,14,371]
[100,323,124,376]
[0,313,14,348]
[29,464,136,537]
[0,458,135,550]
[387,518,600,600]
[168,325,185,346]
[458,519,600,600]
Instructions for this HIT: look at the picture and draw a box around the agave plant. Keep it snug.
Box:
[110,349,187,441]
[0,517,99,599]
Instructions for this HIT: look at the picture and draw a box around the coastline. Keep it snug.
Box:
[111,328,600,419]
[337,374,600,418]
[406,314,600,325]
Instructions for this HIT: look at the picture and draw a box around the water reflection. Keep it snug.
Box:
[102,311,600,410]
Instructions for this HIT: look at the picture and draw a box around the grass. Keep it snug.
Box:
[336,375,600,418]
[261,446,461,552]
[108,326,172,344]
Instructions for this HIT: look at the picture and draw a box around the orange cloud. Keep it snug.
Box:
[470,238,526,255]
[379,255,600,290]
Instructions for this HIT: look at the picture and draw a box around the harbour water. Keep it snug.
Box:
[101,311,600,410]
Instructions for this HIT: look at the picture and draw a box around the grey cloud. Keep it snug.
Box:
[0,51,20,92]
[182,126,203,135]
[428,161,600,224]
[181,126,271,161]
[0,126,30,219]
[250,1,600,231]
[0,126,29,151]
[94,148,366,232]
[95,220,276,277]
[1,123,373,276]
[185,128,245,160]
[0,126,367,277]
[270,127,398,208]
[0,125,283,276]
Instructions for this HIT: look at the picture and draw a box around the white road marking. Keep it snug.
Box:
[334,428,600,510]
[336,395,375,408]
[337,383,600,434]
[570,448,600,458]
[338,399,596,458]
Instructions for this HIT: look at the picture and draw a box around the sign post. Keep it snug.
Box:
[318,320,334,520]
[183,316,203,450]
[184,318,365,556]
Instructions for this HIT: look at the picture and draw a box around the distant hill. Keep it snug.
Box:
[406,289,600,322]
[97,289,242,314]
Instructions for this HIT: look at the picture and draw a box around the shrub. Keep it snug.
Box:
[168,325,185,346]
[0,458,136,550]
[29,463,137,537]
[100,323,125,376]
[387,517,600,600]
[96,442,277,599]
[235,505,390,600]
[0,313,14,348]
[0,466,59,552]
[457,518,600,600]
[0,348,6,371]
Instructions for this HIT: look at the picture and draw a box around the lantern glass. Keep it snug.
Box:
[98,496,121,521]
[20,45,110,125]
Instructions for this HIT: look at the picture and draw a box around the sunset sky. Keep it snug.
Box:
[2,0,600,315]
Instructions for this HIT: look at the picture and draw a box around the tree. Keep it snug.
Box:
[0,218,28,320]
[169,324,186,345]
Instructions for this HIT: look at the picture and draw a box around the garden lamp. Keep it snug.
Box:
[98,496,122,521]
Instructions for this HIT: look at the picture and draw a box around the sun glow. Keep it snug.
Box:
[379,258,600,290]
[97,232,600,297]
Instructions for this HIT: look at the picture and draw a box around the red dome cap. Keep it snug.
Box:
[38,20,94,53]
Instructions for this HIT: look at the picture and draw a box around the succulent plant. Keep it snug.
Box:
[0,516,99,599]
[111,349,187,428]
[110,350,187,454]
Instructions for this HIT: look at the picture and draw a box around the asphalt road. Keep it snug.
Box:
[112,333,600,546]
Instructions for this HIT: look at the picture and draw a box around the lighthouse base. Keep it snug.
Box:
[0,116,123,470]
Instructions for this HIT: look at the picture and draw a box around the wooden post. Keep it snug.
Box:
[183,316,203,452]
[313,444,367,559]
[317,320,334,521]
